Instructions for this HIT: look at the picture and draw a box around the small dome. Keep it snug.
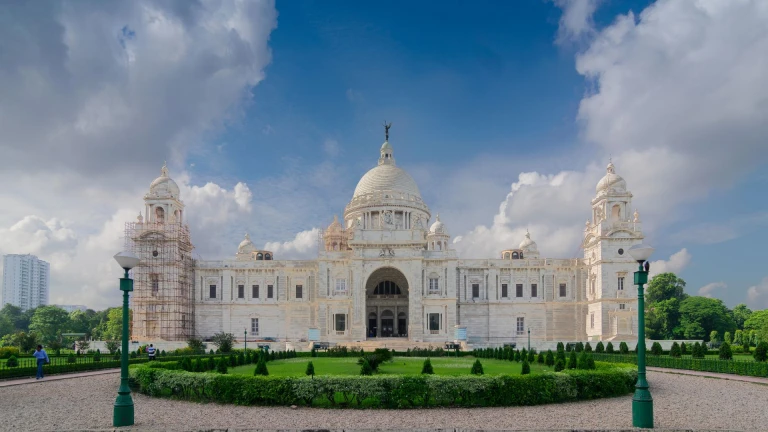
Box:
[238,232,256,254]
[429,214,446,234]
[149,162,180,198]
[326,215,343,232]
[596,161,626,193]
[519,230,538,251]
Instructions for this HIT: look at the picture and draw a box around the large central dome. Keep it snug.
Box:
[352,141,421,199]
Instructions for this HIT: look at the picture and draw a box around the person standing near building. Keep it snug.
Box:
[147,344,156,361]
[32,345,49,380]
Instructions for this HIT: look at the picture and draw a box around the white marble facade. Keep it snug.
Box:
[131,139,643,346]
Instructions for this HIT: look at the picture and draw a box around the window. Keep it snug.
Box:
[252,284,259,299]
[335,279,346,292]
[238,284,244,299]
[516,317,524,335]
[559,283,566,297]
[335,314,346,332]
[181,314,186,328]
[151,274,159,294]
[428,313,441,333]
[251,318,259,335]
[501,283,508,298]
[590,279,595,295]
[295,285,303,299]
[374,281,402,295]
[590,313,595,329]
[267,284,274,299]
[209,285,216,299]
[472,283,480,299]
[619,303,626,310]
[618,277,625,291]
[516,284,523,298]
[429,278,439,293]
[531,283,538,298]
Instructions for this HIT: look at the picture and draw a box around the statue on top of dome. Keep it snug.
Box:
[383,121,392,141]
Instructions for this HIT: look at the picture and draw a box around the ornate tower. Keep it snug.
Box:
[582,161,643,340]
[126,163,195,341]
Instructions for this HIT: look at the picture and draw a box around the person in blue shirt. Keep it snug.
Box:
[147,344,156,361]
[32,345,49,379]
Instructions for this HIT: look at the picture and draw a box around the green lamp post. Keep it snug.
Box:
[244,329,247,353]
[628,244,655,429]
[113,251,140,428]
[527,328,530,352]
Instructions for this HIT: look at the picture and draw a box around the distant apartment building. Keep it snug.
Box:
[2,254,50,311]
[56,305,88,313]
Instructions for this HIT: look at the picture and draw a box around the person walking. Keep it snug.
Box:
[147,344,156,361]
[33,345,49,380]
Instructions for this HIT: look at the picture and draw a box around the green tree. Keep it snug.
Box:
[650,342,663,356]
[645,298,682,339]
[211,332,235,353]
[734,329,743,346]
[359,358,373,375]
[731,303,753,329]
[471,359,484,375]
[568,350,577,369]
[521,359,530,375]
[744,310,768,342]
[187,338,205,354]
[754,341,768,362]
[0,315,14,339]
[669,342,681,358]
[619,342,629,354]
[28,306,71,346]
[606,342,615,353]
[545,350,554,366]
[719,342,733,360]
[646,273,687,304]
[709,330,719,343]
[595,341,604,353]
[678,297,734,342]
[98,308,128,341]
[255,353,269,375]
[217,358,228,374]
[305,361,315,377]
[724,331,732,344]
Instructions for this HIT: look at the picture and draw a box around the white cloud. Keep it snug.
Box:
[0,0,277,309]
[323,139,340,157]
[264,228,321,259]
[747,277,768,309]
[555,0,600,44]
[346,88,363,102]
[649,248,691,279]
[698,281,726,298]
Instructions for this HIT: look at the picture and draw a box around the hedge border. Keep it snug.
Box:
[128,361,637,408]
[592,353,768,377]
[0,355,210,380]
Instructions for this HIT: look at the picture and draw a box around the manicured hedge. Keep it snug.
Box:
[0,355,207,380]
[129,362,636,408]
[592,353,768,377]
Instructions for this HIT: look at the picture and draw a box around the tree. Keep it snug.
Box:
[606,342,615,353]
[105,340,120,354]
[471,359,484,375]
[187,338,205,354]
[719,342,733,360]
[619,342,629,354]
[359,358,373,375]
[568,350,577,369]
[556,342,564,352]
[211,332,235,353]
[97,308,129,341]
[734,329,743,346]
[217,358,228,374]
[646,298,682,339]
[678,297,735,342]
[305,361,315,377]
[521,359,530,375]
[709,330,719,344]
[554,358,565,372]
[646,273,687,304]
[537,351,544,364]
[584,342,592,353]
[595,341,605,353]
[754,341,768,362]
[255,353,269,376]
[421,358,434,374]
[731,303,753,329]
[545,350,554,366]
[10,331,38,353]
[650,342,663,356]
[724,331,732,344]
[28,306,71,346]
[76,339,90,352]
[575,342,584,352]
[744,310,768,342]
[680,342,687,355]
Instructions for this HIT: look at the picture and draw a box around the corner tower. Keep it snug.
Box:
[582,161,643,341]
[126,163,195,341]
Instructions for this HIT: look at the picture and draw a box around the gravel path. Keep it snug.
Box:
[1,371,766,432]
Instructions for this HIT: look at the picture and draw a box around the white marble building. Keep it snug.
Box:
[128,137,644,347]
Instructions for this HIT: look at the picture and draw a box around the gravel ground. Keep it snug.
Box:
[1,371,766,432]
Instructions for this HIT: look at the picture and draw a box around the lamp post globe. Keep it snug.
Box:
[627,244,654,429]
[112,251,139,427]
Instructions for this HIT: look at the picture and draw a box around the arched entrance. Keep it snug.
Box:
[365,267,409,338]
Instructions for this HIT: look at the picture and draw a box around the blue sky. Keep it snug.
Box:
[1,0,767,309]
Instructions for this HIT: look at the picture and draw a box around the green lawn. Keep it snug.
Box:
[229,356,552,376]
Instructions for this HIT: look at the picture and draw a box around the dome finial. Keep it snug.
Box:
[525,228,530,239]
[244,232,250,241]
[161,161,169,177]
[383,121,392,142]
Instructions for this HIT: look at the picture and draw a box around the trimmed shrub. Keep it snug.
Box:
[554,358,565,372]
[255,355,269,376]
[742,344,750,354]
[238,351,245,366]
[360,358,373,376]
[575,342,584,353]
[545,350,554,366]
[310,347,317,357]
[670,342,681,358]
[724,332,732,345]
[595,342,605,353]
[606,342,614,353]
[67,353,76,364]
[6,355,18,367]
[421,358,434,374]
[305,361,315,377]
[514,350,521,362]
[585,342,592,353]
[556,348,566,366]
[753,342,767,362]
[217,358,228,374]
[471,359,484,375]
[651,342,663,356]
[619,342,629,355]
[568,350,577,369]
[0,347,20,359]
[527,349,535,363]
[692,342,705,359]
[93,350,101,363]
[521,359,530,375]
[718,342,733,360]
[680,342,687,355]
[557,342,565,352]
[537,352,544,364]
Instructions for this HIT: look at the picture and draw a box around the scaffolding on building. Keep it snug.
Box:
[125,221,195,341]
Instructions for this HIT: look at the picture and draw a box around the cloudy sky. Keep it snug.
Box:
[1,0,767,310]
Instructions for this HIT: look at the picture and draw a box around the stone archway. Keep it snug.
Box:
[365,267,409,338]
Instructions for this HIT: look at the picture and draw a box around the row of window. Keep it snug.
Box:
[472,283,568,299]
[211,284,275,299]
[589,304,627,329]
